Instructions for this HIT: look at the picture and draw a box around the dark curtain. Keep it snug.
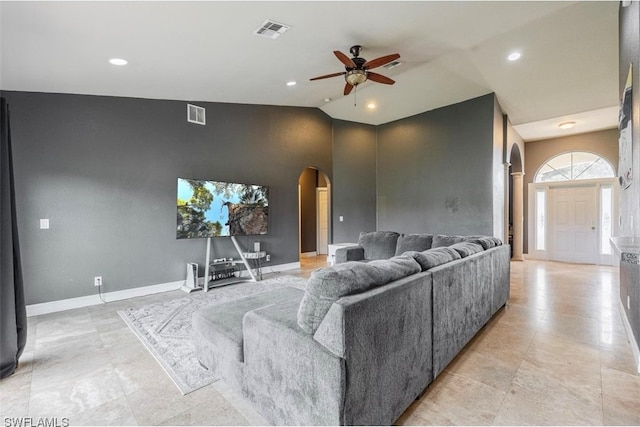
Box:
[0,97,27,379]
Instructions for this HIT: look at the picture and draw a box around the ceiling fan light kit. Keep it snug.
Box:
[310,45,400,104]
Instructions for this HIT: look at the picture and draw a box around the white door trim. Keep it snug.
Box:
[527,178,618,265]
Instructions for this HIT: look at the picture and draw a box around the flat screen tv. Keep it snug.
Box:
[177,178,269,239]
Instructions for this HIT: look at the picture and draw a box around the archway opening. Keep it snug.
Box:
[298,167,331,264]
[508,143,524,261]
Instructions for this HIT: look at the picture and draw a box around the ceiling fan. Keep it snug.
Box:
[310,45,400,96]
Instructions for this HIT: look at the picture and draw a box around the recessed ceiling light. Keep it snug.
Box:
[324,98,331,103]
[286,81,296,86]
[109,58,128,66]
[367,103,376,110]
[507,52,521,61]
[558,121,576,130]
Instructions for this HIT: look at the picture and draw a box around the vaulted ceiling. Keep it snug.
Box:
[0,1,620,140]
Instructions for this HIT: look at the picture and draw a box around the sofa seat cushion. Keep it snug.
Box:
[449,241,484,258]
[432,234,467,248]
[395,233,433,255]
[358,231,400,260]
[403,247,462,271]
[297,255,421,334]
[193,287,304,362]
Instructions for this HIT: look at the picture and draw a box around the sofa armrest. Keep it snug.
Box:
[312,273,434,426]
[334,245,364,263]
[242,297,345,426]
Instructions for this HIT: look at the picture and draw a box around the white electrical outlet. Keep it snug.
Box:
[94,276,102,287]
[339,216,344,222]
[266,255,271,262]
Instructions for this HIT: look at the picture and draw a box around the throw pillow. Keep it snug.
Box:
[297,255,421,334]
[404,247,461,271]
[449,242,484,258]
[358,231,400,260]
[395,233,433,255]
[431,234,466,248]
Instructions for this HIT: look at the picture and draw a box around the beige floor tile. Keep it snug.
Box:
[601,366,640,425]
[444,349,521,392]
[29,365,125,419]
[0,370,32,416]
[494,360,603,425]
[402,372,506,426]
[2,258,638,426]
[158,389,249,426]
[70,396,138,426]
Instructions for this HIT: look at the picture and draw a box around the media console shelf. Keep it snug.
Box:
[203,236,267,291]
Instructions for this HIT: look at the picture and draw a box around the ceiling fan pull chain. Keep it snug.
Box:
[354,85,357,107]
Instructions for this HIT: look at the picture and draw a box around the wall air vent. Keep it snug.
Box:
[187,104,206,125]
[253,19,290,39]
[383,61,402,70]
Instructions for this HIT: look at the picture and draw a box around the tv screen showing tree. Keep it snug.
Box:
[177,178,269,239]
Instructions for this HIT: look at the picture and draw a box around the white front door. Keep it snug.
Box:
[549,185,597,264]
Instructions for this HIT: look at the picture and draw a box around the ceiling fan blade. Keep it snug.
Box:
[309,71,346,81]
[334,50,357,68]
[363,53,400,70]
[344,82,354,95]
[367,72,395,85]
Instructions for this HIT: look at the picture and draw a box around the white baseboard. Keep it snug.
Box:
[618,299,640,373]
[26,261,302,317]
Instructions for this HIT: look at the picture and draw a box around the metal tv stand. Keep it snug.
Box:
[203,236,265,291]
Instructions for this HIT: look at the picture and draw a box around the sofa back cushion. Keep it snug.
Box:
[395,234,433,256]
[466,236,502,249]
[431,234,466,248]
[449,241,484,258]
[403,247,461,271]
[297,255,421,334]
[358,231,400,260]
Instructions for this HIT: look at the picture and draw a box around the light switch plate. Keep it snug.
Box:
[40,219,49,229]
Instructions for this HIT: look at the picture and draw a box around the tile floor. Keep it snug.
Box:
[1,258,639,425]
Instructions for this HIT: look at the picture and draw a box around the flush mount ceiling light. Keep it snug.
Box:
[108,58,128,66]
[367,102,376,110]
[558,121,576,130]
[507,52,521,61]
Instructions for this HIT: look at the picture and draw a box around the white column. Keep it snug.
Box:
[511,172,525,261]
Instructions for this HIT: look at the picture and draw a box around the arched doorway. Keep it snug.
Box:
[508,143,524,261]
[298,167,331,261]
[528,151,617,265]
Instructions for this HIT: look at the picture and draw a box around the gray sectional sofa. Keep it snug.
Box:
[193,231,510,425]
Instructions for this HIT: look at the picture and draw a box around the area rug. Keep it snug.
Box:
[118,275,306,395]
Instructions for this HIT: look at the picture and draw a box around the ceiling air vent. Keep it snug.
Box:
[253,19,290,39]
[383,61,402,70]
[187,104,205,125]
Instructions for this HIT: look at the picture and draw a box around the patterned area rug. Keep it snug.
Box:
[118,275,306,395]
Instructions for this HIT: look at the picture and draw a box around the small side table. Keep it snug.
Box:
[242,251,267,280]
[327,243,358,266]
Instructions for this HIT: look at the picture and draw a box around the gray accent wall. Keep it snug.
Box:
[2,91,332,304]
[619,0,640,239]
[619,0,640,350]
[332,120,377,243]
[376,94,498,236]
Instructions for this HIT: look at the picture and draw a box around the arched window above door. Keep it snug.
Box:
[534,151,615,183]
